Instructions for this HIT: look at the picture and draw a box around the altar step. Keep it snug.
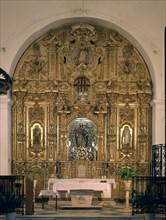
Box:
[0,216,165,220]
[14,216,165,220]
[47,198,116,206]
[60,205,102,210]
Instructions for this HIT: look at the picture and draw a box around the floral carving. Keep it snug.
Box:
[11,24,152,189]
[29,102,44,122]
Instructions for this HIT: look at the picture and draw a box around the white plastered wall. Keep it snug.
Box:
[0,0,165,174]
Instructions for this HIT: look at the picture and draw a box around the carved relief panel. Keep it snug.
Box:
[12,23,152,196]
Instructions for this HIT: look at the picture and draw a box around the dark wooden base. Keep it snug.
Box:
[60,206,102,210]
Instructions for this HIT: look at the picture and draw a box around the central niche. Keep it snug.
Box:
[67,118,97,161]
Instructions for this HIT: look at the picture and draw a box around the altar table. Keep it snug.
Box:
[39,189,58,209]
[48,178,116,198]
[70,189,94,207]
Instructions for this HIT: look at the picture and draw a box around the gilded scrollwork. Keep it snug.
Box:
[70,24,97,44]
[11,23,153,197]
[17,122,25,141]
[29,101,44,122]
[119,104,135,123]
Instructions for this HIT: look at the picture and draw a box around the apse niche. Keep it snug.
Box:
[12,23,152,198]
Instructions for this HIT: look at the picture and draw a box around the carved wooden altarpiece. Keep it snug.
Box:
[12,24,152,198]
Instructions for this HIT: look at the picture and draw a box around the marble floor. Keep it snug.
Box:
[27,199,165,219]
[0,199,165,220]
[33,199,133,216]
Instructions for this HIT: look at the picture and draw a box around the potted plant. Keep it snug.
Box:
[0,188,24,220]
[132,184,158,220]
[115,167,139,188]
[115,167,139,181]
[115,167,139,207]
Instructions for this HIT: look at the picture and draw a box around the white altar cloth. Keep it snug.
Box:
[48,178,116,198]
[39,189,58,198]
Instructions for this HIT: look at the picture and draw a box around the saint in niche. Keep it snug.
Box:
[122,125,132,147]
[33,125,41,146]
[71,44,94,69]
[75,124,90,148]
[67,118,97,161]
[78,48,88,65]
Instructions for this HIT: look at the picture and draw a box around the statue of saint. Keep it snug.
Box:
[33,125,41,146]
[122,126,132,147]
[78,48,87,65]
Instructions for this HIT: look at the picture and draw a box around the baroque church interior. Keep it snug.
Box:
[0,0,165,218]
[11,23,153,199]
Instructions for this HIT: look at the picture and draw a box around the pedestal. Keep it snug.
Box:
[6,212,16,220]
[123,180,132,208]
[125,189,130,207]
[70,189,94,207]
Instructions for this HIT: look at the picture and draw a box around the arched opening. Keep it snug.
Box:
[67,117,97,161]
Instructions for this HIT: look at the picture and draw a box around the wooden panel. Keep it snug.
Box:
[25,177,34,215]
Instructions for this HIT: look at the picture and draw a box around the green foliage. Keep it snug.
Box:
[0,188,24,213]
[115,167,139,181]
[132,184,158,213]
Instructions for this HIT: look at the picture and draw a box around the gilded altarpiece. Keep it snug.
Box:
[12,24,152,198]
